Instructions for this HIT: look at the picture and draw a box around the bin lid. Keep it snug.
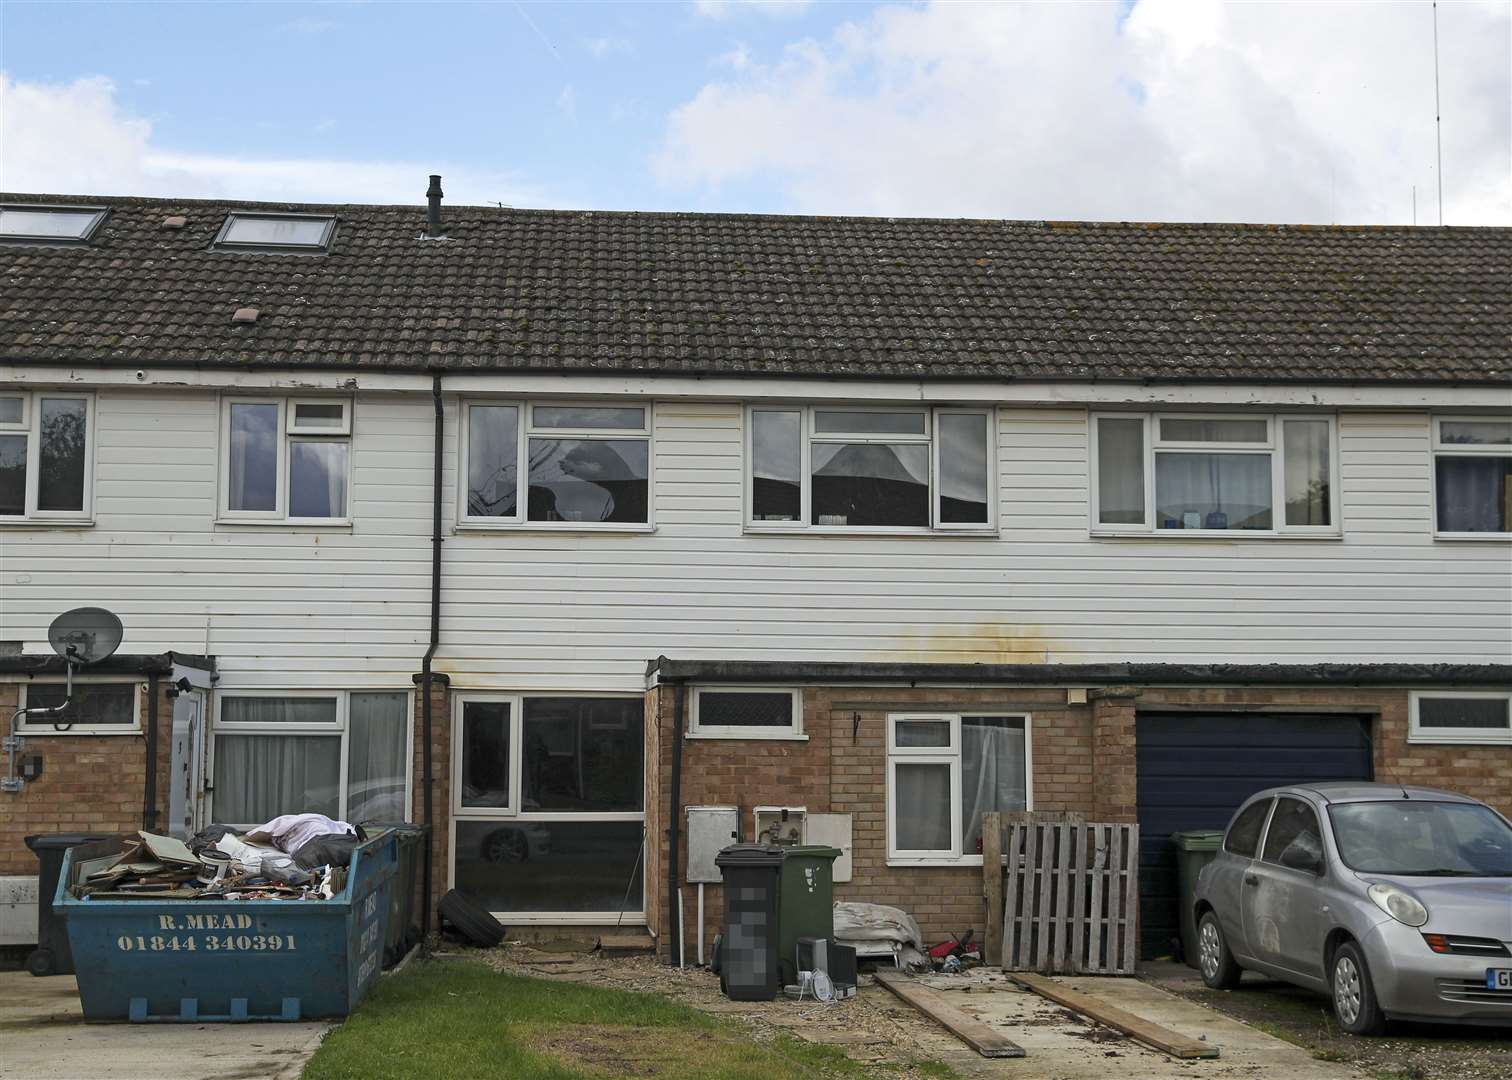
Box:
[714,843,785,868]
[781,845,843,861]
[24,833,116,851]
[1171,831,1225,851]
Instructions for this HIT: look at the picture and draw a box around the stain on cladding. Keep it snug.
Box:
[891,623,1071,665]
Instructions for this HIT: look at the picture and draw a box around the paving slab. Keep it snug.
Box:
[0,971,330,1080]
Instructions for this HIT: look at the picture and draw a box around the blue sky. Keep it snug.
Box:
[3,1,1509,224]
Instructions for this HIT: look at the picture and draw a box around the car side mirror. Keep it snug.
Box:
[1281,845,1323,874]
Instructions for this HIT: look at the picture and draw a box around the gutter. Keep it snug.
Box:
[420,374,443,938]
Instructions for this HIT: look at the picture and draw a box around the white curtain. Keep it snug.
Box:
[215,734,340,824]
[1155,452,1272,530]
[961,719,1027,854]
[894,763,952,851]
[1097,418,1145,524]
[348,692,409,823]
[1436,457,1509,532]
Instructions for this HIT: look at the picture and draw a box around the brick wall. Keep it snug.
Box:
[410,675,451,918]
[0,679,173,876]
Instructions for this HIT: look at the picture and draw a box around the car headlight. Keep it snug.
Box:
[1368,883,1429,927]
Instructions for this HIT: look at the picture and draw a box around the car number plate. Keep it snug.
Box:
[1487,969,1512,991]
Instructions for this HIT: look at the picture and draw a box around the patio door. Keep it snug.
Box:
[452,694,645,922]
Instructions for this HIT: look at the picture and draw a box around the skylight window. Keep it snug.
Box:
[0,204,109,245]
[213,212,336,254]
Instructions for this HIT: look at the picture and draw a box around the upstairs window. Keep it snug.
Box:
[0,203,108,245]
[221,398,351,522]
[461,402,652,528]
[212,212,336,254]
[746,405,994,532]
[1092,413,1337,536]
[1432,417,1511,537]
[0,392,94,522]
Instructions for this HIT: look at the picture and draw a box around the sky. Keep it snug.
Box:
[1,0,1509,225]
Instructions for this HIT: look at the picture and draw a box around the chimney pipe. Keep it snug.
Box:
[426,174,444,238]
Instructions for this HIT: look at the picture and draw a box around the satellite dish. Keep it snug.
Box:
[47,607,124,666]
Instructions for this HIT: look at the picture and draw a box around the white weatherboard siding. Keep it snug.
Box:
[2,391,1507,694]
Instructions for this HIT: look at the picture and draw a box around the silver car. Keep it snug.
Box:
[1193,782,1512,1034]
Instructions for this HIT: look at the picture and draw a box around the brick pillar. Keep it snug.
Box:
[411,672,451,926]
[1091,690,1140,822]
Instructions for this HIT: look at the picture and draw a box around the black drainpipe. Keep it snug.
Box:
[421,375,443,937]
[666,679,686,964]
[142,672,159,831]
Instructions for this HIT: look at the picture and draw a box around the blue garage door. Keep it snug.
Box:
[1135,711,1373,960]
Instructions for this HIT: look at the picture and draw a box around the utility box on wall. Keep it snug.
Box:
[685,805,739,884]
[803,814,853,884]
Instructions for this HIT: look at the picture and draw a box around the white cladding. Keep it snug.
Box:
[1,388,1508,693]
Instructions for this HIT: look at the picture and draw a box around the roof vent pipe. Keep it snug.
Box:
[426,174,444,238]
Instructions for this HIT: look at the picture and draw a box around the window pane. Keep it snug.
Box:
[527,438,648,524]
[0,207,100,239]
[1097,418,1145,525]
[1418,697,1510,730]
[214,734,341,823]
[814,409,926,435]
[522,697,643,811]
[219,696,339,724]
[532,405,646,430]
[26,683,136,726]
[454,820,643,913]
[698,691,794,729]
[289,441,348,518]
[1261,798,1323,867]
[895,763,952,851]
[1158,418,1268,443]
[895,720,951,748]
[1436,456,1511,532]
[938,413,989,524]
[1155,452,1273,530]
[1440,420,1512,446]
[228,403,278,512]
[812,442,928,527]
[348,692,409,824]
[222,215,331,247]
[0,434,24,515]
[292,402,346,429]
[36,397,87,512]
[461,700,511,809]
[1283,420,1331,526]
[751,410,801,522]
[0,397,22,424]
[467,405,520,518]
[960,717,1026,854]
[1224,800,1272,857]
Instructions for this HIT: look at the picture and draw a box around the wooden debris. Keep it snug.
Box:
[874,970,1026,1058]
[981,811,1003,966]
[595,934,655,954]
[1011,973,1219,1059]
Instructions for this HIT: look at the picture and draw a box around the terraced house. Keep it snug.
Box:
[1,188,1508,961]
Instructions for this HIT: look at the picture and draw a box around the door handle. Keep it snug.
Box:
[1244,874,1260,886]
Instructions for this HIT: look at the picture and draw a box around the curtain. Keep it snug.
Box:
[219,695,338,725]
[229,403,277,511]
[289,441,347,518]
[960,719,1027,854]
[1097,418,1145,524]
[215,733,340,824]
[894,762,952,851]
[1436,457,1511,532]
[1155,452,1272,529]
[348,692,409,823]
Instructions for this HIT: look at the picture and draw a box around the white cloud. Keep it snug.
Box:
[584,35,633,58]
[661,0,1512,225]
[0,73,549,208]
[713,43,753,70]
[694,0,813,21]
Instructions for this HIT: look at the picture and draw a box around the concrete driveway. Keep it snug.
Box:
[0,972,330,1080]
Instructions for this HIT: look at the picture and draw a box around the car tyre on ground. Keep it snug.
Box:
[1196,910,1243,989]
[1331,941,1386,1036]
[438,888,507,948]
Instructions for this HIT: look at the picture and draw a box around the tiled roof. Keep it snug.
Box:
[2,192,1509,384]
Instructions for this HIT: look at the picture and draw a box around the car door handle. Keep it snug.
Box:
[1244,874,1260,886]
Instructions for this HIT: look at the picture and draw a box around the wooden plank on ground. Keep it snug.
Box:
[982,811,1003,967]
[874,971,1026,1058]
[1011,973,1219,1060]
[596,934,655,954]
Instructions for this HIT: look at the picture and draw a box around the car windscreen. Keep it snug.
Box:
[1328,800,1512,876]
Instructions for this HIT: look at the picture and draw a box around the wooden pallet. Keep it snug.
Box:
[1001,820,1139,975]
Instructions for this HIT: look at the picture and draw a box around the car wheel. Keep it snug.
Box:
[482,828,529,864]
[1197,911,1243,989]
[1331,941,1386,1036]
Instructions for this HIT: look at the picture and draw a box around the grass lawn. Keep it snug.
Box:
[304,959,943,1080]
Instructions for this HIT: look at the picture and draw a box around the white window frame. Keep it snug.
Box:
[743,404,997,534]
[1430,415,1512,541]
[885,711,1033,866]
[0,390,96,523]
[1408,690,1512,745]
[1089,411,1340,538]
[217,396,353,525]
[16,677,143,735]
[456,400,654,532]
[688,686,804,740]
[449,691,645,923]
[207,688,414,823]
